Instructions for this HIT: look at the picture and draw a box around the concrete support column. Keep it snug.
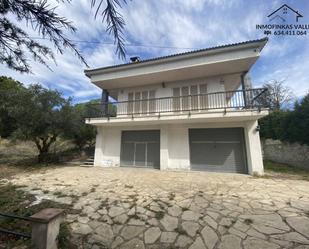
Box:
[30,208,64,249]
[94,126,104,166]
[101,90,109,116]
[160,125,169,170]
[167,125,190,170]
[244,120,264,175]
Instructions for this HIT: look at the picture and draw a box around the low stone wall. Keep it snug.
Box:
[261,139,309,169]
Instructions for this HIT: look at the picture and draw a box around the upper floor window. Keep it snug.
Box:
[127,90,156,114]
[172,84,208,111]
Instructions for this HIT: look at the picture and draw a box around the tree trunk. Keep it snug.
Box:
[37,146,49,163]
[34,136,57,163]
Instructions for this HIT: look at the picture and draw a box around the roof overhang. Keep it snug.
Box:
[85,38,268,90]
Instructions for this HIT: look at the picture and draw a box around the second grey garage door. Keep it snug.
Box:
[120,130,160,169]
[189,128,247,173]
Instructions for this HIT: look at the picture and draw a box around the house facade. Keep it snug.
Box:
[84,38,269,175]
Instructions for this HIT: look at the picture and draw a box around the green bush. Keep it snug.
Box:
[259,93,309,145]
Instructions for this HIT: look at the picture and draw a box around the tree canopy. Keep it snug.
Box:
[0,76,25,137]
[0,76,96,162]
[260,93,309,145]
[0,0,127,73]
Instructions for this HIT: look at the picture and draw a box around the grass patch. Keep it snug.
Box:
[264,160,309,181]
[54,191,69,198]
[0,183,78,248]
[31,187,41,191]
[244,218,253,225]
[154,211,165,220]
[174,227,187,235]
[168,192,176,200]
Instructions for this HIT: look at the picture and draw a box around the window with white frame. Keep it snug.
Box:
[172,84,208,111]
[127,90,156,114]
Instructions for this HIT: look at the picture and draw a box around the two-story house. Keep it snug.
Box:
[84,38,269,175]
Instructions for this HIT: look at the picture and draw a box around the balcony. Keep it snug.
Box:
[85,88,269,120]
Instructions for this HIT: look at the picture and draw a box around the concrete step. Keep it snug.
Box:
[80,156,94,167]
[80,164,94,167]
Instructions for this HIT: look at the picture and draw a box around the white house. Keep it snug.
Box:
[84,38,269,175]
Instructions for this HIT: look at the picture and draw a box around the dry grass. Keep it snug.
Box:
[264,160,309,181]
[0,183,76,248]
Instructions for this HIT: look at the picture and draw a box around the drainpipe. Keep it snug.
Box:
[241,72,247,108]
[101,89,109,117]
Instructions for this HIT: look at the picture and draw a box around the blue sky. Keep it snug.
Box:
[1,0,309,103]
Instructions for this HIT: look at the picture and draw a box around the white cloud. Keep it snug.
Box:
[0,0,308,102]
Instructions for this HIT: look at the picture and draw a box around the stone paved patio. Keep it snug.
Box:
[9,167,309,249]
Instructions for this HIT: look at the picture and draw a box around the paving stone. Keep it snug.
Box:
[240,214,290,231]
[168,205,182,217]
[94,224,114,244]
[203,215,217,229]
[111,236,124,248]
[246,228,266,239]
[160,232,177,243]
[70,223,92,235]
[136,206,147,214]
[145,210,156,217]
[219,217,234,227]
[252,224,286,235]
[90,212,101,220]
[127,207,135,216]
[228,227,246,239]
[182,210,200,221]
[121,225,145,240]
[182,221,199,237]
[100,214,113,224]
[119,238,145,249]
[286,216,309,238]
[269,238,294,248]
[200,225,218,249]
[232,220,249,233]
[66,214,78,223]
[10,163,309,249]
[88,220,103,230]
[206,211,220,220]
[294,245,309,249]
[218,234,241,249]
[291,200,309,212]
[175,235,193,248]
[128,218,145,226]
[149,205,162,212]
[112,224,123,235]
[113,213,128,224]
[109,206,125,217]
[243,237,280,249]
[272,232,309,244]
[144,227,161,244]
[189,236,206,249]
[160,214,178,231]
[97,208,107,215]
[147,218,159,226]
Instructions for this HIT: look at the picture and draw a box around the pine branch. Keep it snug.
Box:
[91,0,127,59]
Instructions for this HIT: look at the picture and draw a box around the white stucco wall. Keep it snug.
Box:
[94,126,121,167]
[116,75,230,110]
[93,120,265,175]
[244,120,264,175]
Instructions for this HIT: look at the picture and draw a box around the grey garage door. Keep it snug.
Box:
[189,128,247,173]
[120,130,160,169]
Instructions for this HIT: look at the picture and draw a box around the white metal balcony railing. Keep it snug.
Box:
[85,88,268,118]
